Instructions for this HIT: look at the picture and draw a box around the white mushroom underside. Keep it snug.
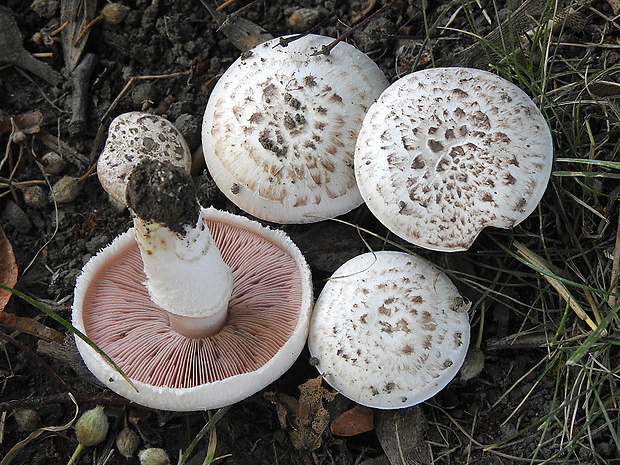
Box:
[308,251,471,409]
[97,112,191,205]
[355,67,554,251]
[202,34,389,223]
[72,208,313,411]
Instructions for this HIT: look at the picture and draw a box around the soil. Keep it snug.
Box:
[1,1,619,464]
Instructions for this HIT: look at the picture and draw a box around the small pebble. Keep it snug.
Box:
[41,151,66,175]
[50,176,81,203]
[102,2,130,25]
[21,185,47,209]
[13,408,40,431]
[4,200,32,233]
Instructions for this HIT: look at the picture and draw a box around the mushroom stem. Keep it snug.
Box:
[127,159,234,339]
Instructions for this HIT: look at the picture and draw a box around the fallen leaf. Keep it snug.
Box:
[60,0,97,72]
[330,404,374,436]
[0,110,44,138]
[264,375,337,451]
[0,225,64,343]
[0,225,18,311]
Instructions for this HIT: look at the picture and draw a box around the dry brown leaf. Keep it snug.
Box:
[0,110,44,138]
[264,375,337,451]
[330,404,374,436]
[0,225,18,311]
[0,225,64,343]
[60,0,97,72]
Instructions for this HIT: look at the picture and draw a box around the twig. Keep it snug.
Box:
[69,53,98,137]
[310,0,398,56]
[514,241,598,332]
[0,392,133,413]
[0,330,71,391]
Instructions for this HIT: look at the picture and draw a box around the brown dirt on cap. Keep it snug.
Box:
[126,159,200,235]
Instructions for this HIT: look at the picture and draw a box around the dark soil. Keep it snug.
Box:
[1,1,619,464]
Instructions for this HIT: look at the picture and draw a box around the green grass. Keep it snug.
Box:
[409,0,620,463]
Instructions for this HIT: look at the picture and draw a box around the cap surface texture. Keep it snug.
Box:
[98,112,191,206]
[308,251,470,409]
[202,34,389,223]
[72,207,313,411]
[355,67,554,251]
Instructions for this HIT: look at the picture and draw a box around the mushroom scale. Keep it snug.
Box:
[308,251,471,409]
[202,34,389,224]
[355,67,554,251]
[72,208,313,411]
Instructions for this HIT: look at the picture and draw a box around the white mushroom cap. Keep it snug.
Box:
[202,34,389,224]
[308,251,470,409]
[355,67,554,251]
[98,112,191,205]
[72,207,313,411]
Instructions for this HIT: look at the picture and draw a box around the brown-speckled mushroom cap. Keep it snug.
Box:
[202,34,389,224]
[308,251,470,409]
[355,67,554,251]
[72,207,313,411]
[97,112,191,206]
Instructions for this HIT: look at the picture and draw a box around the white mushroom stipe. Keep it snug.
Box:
[132,209,233,338]
[355,67,554,251]
[72,208,313,411]
[202,34,389,224]
[97,112,191,206]
[308,251,471,409]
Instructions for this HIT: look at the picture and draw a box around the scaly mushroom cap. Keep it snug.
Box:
[355,67,554,251]
[308,251,471,409]
[202,34,389,224]
[72,207,313,411]
[97,112,191,206]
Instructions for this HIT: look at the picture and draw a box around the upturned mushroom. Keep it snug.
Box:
[355,67,554,251]
[308,251,471,409]
[72,159,313,411]
[202,34,389,224]
[97,112,192,207]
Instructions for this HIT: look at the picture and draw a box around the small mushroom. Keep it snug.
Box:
[72,159,313,411]
[97,112,191,207]
[355,67,554,251]
[202,34,389,224]
[308,251,470,409]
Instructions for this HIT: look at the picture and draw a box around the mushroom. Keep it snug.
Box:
[72,159,313,411]
[202,34,389,224]
[355,67,554,252]
[97,112,191,207]
[308,251,470,409]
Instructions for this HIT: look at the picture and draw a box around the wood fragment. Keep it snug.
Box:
[374,407,432,465]
[60,0,97,72]
[69,53,97,136]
